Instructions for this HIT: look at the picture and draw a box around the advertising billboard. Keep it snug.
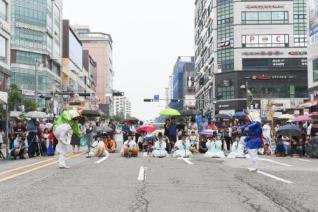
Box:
[242,35,288,48]
[309,0,318,44]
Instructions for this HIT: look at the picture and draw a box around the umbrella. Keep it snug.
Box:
[277,114,295,120]
[292,115,312,123]
[124,117,139,123]
[309,112,318,117]
[233,111,247,119]
[276,124,301,137]
[10,111,24,118]
[159,108,181,116]
[81,110,101,117]
[215,114,231,120]
[25,111,48,119]
[136,124,156,134]
[96,126,113,134]
[199,129,218,137]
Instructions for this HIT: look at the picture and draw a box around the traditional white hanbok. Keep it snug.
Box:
[204,139,225,158]
[227,138,245,159]
[152,140,168,157]
[54,124,73,167]
[173,140,192,158]
[88,140,109,158]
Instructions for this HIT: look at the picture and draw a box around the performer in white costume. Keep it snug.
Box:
[227,136,245,159]
[152,132,168,158]
[173,133,192,158]
[204,132,225,158]
[54,124,73,168]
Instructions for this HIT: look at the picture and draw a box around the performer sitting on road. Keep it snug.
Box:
[104,135,117,153]
[204,132,225,158]
[88,134,110,158]
[240,112,263,172]
[173,133,192,158]
[152,132,168,158]
[121,134,139,157]
[189,131,199,153]
[227,136,245,159]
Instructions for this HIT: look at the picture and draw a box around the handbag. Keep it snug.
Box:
[80,137,88,147]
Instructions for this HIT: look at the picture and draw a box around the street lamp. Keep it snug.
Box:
[34,59,43,106]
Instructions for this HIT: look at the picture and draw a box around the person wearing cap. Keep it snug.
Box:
[173,133,192,158]
[121,134,138,157]
[204,132,225,158]
[53,109,83,169]
[152,132,168,158]
[240,112,263,172]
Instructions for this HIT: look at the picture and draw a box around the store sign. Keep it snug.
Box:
[242,51,284,56]
[184,94,196,108]
[0,19,10,33]
[243,58,307,71]
[288,51,307,56]
[246,5,284,9]
[16,22,47,33]
[250,75,295,80]
[22,89,35,96]
[243,34,288,48]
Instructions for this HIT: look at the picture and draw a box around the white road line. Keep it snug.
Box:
[95,156,109,164]
[138,166,146,181]
[182,158,194,165]
[258,158,293,167]
[256,170,293,184]
[298,159,312,162]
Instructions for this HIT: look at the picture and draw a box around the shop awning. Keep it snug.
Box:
[298,99,318,108]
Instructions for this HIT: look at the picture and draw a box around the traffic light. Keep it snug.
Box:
[144,99,154,102]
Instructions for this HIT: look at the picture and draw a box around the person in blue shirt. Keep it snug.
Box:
[122,121,131,143]
[168,118,177,147]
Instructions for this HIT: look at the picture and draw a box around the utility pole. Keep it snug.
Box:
[35,61,38,106]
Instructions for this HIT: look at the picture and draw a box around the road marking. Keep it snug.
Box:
[258,158,293,167]
[137,166,146,181]
[256,170,293,184]
[95,155,109,164]
[0,157,57,177]
[181,158,194,165]
[0,152,85,184]
[298,159,312,162]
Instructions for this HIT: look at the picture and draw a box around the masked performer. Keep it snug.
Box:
[240,112,263,172]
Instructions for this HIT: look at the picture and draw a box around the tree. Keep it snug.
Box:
[23,99,37,112]
[8,84,23,111]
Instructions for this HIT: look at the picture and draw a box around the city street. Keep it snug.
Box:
[1,145,318,212]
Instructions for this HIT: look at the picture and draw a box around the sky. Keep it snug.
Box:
[63,0,195,120]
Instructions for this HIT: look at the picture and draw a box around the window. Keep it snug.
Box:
[16,51,42,65]
[242,11,289,24]
[313,59,318,82]
[217,86,234,100]
[0,35,7,63]
[0,0,7,21]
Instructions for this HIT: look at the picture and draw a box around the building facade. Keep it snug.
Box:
[0,0,10,91]
[10,0,63,100]
[73,26,114,115]
[308,0,318,99]
[114,96,131,119]
[170,56,196,111]
[195,0,308,116]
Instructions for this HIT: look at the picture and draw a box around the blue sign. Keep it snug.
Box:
[154,95,160,102]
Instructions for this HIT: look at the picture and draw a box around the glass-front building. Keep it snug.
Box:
[0,0,10,92]
[10,0,62,101]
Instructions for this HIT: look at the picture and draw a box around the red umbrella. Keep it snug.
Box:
[136,125,156,134]
[309,112,318,117]
[292,115,312,123]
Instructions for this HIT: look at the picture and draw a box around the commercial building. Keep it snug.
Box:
[195,0,308,116]
[73,26,114,115]
[0,0,10,91]
[114,96,131,119]
[10,0,63,101]
[308,0,318,100]
[170,56,196,111]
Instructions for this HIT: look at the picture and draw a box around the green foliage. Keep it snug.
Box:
[23,99,37,112]
[8,84,24,111]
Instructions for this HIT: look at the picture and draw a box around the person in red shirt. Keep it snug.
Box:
[207,120,218,131]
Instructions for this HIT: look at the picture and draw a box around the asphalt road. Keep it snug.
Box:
[1,145,318,212]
